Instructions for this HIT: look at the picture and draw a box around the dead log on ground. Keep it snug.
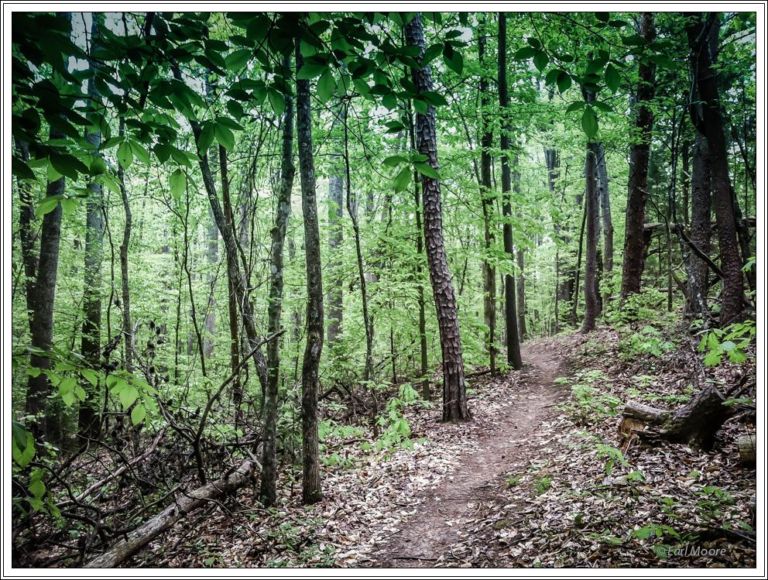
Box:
[84,459,257,568]
[621,384,727,450]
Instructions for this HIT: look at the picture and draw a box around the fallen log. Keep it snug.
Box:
[738,434,756,465]
[621,384,727,450]
[84,459,257,568]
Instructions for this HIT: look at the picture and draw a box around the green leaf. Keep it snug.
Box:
[442,44,464,75]
[35,196,60,218]
[297,62,326,80]
[414,162,438,179]
[533,51,549,72]
[129,140,150,164]
[119,386,139,409]
[29,478,46,499]
[556,71,572,93]
[393,166,411,192]
[49,152,89,179]
[566,101,585,113]
[413,98,428,115]
[581,106,598,139]
[117,141,133,169]
[268,89,285,116]
[89,156,107,175]
[514,46,536,60]
[383,155,406,167]
[12,424,35,468]
[14,156,36,180]
[131,404,147,425]
[81,368,99,386]
[214,124,235,151]
[169,169,186,202]
[197,122,216,153]
[225,48,252,71]
[605,63,620,92]
[420,90,448,107]
[317,70,336,104]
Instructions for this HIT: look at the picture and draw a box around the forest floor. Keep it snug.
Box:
[136,328,756,569]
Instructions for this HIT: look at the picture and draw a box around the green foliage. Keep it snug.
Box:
[697,320,755,367]
[619,325,675,359]
[595,443,627,475]
[534,475,552,495]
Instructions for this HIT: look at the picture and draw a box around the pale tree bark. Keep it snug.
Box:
[296,35,323,503]
[582,140,601,333]
[326,114,344,345]
[406,13,470,421]
[596,142,613,274]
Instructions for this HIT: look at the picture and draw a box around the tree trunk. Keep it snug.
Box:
[409,107,430,400]
[596,142,613,273]
[84,460,257,568]
[686,12,744,324]
[26,127,65,443]
[344,104,374,383]
[219,146,243,425]
[117,119,133,372]
[78,12,106,441]
[406,13,470,421]
[622,384,727,450]
[498,12,523,370]
[478,19,497,372]
[582,140,601,333]
[326,113,344,345]
[296,37,324,503]
[621,12,656,300]
[512,157,527,341]
[260,53,295,508]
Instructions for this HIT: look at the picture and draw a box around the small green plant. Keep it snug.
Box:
[620,325,675,359]
[698,320,755,366]
[534,475,552,495]
[595,443,628,475]
[697,485,735,522]
[627,469,645,483]
[506,475,522,488]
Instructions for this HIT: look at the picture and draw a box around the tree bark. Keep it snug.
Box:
[407,13,470,421]
[78,13,106,441]
[582,140,601,333]
[84,460,257,568]
[326,113,344,345]
[684,133,712,318]
[596,142,613,273]
[685,12,744,324]
[621,12,656,300]
[296,36,324,503]
[260,53,295,508]
[512,157,527,341]
[478,19,497,371]
[498,12,523,370]
[26,128,65,443]
[117,119,134,373]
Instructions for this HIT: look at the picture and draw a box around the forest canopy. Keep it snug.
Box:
[6,8,760,570]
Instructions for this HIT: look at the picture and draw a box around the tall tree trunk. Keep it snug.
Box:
[406,13,470,421]
[117,118,133,372]
[621,12,656,300]
[26,128,65,443]
[478,19,497,372]
[684,135,712,317]
[596,142,613,273]
[296,36,324,503]
[79,12,106,440]
[344,104,374,382]
[16,140,37,325]
[512,156,527,341]
[582,139,601,333]
[686,12,745,324]
[408,107,430,400]
[260,53,295,507]
[498,13,523,370]
[219,146,242,425]
[681,137,691,226]
[326,113,344,345]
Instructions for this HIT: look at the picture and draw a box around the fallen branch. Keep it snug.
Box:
[84,459,257,568]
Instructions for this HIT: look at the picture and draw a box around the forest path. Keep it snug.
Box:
[366,343,566,567]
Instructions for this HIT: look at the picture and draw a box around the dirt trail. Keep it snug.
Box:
[367,344,566,567]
